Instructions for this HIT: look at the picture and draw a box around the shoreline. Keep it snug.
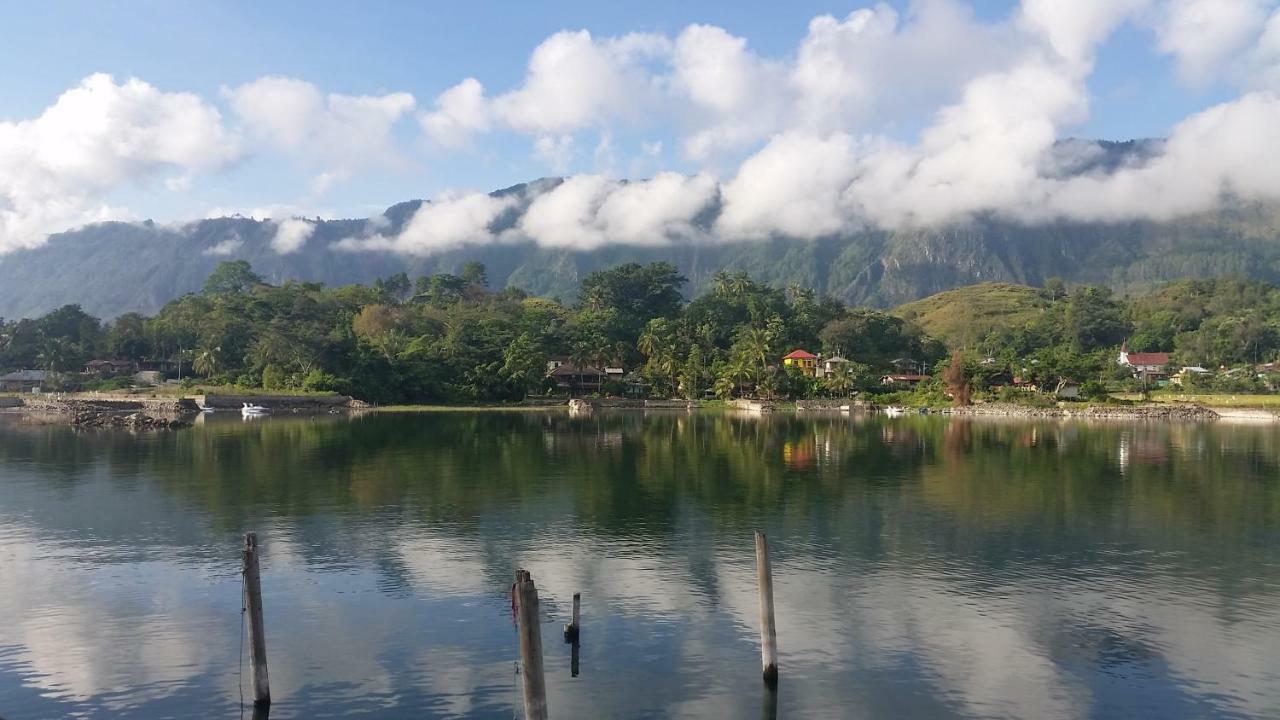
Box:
[0,392,369,429]
[6,393,1276,426]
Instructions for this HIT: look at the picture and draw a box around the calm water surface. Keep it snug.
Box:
[0,410,1277,719]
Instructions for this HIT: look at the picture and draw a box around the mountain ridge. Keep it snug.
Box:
[4,144,1280,319]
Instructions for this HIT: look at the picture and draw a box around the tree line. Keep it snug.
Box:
[2,261,1279,403]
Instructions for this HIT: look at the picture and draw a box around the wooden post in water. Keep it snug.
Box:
[755,531,778,686]
[563,591,581,642]
[242,532,271,707]
[514,570,548,720]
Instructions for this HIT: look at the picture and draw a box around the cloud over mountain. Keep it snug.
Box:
[0,74,239,254]
[6,1,1280,256]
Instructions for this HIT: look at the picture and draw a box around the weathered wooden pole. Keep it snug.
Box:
[755,531,778,686]
[514,569,548,720]
[563,591,580,642]
[242,532,271,707]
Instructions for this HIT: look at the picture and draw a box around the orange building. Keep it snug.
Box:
[782,349,818,376]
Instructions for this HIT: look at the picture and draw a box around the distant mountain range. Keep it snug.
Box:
[3,140,1280,319]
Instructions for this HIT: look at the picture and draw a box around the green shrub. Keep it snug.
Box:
[261,364,285,390]
[301,370,343,393]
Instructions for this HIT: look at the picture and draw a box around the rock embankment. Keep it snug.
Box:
[20,398,193,430]
[72,411,191,429]
[193,394,358,411]
[951,402,1219,421]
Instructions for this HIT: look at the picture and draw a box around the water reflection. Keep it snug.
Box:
[0,412,1277,718]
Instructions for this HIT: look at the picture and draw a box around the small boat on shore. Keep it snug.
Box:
[883,406,907,417]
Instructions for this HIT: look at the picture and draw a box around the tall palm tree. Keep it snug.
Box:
[736,326,773,388]
[193,347,221,377]
[824,364,854,397]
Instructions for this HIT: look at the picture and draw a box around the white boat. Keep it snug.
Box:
[883,406,907,417]
[839,405,851,412]
[196,403,215,413]
[241,403,270,416]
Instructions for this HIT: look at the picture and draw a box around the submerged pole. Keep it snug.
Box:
[755,531,778,686]
[242,532,271,707]
[514,570,548,720]
[563,591,581,642]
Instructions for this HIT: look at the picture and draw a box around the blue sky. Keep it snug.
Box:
[0,0,1277,254]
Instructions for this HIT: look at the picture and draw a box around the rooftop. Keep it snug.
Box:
[0,369,47,382]
[783,349,817,360]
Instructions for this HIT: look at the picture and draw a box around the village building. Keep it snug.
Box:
[881,373,929,387]
[0,369,47,392]
[782,349,818,377]
[548,363,604,396]
[84,359,137,377]
[1170,366,1211,387]
[818,356,849,378]
[1118,342,1172,377]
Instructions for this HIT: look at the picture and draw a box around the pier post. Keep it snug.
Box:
[514,570,548,720]
[755,531,778,686]
[563,591,580,642]
[242,532,271,707]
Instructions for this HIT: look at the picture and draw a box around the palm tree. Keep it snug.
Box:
[824,363,855,397]
[736,326,773,388]
[193,346,221,377]
[639,319,679,395]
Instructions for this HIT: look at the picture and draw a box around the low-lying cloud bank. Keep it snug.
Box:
[6,1,1280,257]
[354,0,1280,253]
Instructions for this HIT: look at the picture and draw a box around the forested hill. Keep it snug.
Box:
[3,177,1280,319]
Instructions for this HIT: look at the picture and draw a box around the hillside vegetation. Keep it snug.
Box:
[894,283,1054,348]
[6,259,1280,406]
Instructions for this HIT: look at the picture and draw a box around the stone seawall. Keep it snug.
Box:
[21,395,195,415]
[193,394,359,410]
[951,402,1219,421]
[796,399,872,411]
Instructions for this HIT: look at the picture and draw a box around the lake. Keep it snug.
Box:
[0,410,1277,719]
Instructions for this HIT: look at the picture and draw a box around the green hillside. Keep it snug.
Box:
[894,283,1054,348]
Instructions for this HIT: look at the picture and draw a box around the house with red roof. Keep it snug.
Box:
[782,349,818,377]
[1118,342,1172,376]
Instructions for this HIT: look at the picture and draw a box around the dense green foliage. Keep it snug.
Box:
[5,262,1280,403]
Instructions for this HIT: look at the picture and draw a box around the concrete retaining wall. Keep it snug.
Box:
[193,394,354,410]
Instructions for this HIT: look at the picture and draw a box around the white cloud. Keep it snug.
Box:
[1249,9,1280,88]
[792,1,1023,135]
[717,132,859,239]
[518,173,716,248]
[337,192,515,255]
[0,74,239,253]
[1043,91,1280,221]
[271,218,316,254]
[419,78,490,148]
[14,2,1280,258]
[1156,0,1270,85]
[532,134,575,173]
[1019,0,1152,69]
[493,30,670,135]
[227,76,415,193]
[202,237,243,256]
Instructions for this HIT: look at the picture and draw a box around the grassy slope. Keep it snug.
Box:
[893,283,1052,347]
